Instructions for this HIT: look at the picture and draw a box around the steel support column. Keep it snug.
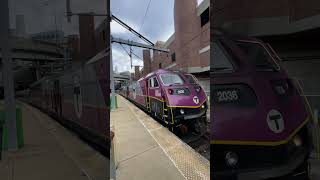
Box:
[0,0,18,150]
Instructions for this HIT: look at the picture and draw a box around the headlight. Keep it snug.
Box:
[180,109,185,115]
[225,152,238,167]
[201,105,205,109]
[293,135,303,147]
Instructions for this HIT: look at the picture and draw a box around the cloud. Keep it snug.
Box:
[157,29,174,42]
[112,44,143,73]
[111,0,174,73]
[111,20,139,35]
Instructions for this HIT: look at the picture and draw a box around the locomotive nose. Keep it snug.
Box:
[165,85,206,107]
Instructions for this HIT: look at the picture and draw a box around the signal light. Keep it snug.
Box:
[168,89,173,95]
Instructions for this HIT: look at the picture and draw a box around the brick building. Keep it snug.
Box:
[138,0,210,93]
[211,0,320,111]
[67,16,109,64]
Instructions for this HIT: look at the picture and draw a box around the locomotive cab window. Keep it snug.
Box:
[185,74,197,84]
[235,40,280,71]
[211,42,234,73]
[153,77,159,87]
[149,77,159,88]
[160,73,184,86]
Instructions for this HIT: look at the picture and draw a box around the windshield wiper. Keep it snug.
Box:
[168,82,182,86]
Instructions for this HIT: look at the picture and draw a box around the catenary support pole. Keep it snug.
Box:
[0,0,18,150]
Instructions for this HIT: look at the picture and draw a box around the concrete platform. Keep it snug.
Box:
[0,102,108,180]
[111,95,210,180]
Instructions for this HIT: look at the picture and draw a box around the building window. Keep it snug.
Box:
[159,63,162,69]
[200,8,209,27]
[171,53,176,62]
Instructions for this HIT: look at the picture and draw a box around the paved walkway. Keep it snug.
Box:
[111,95,210,180]
[0,102,107,180]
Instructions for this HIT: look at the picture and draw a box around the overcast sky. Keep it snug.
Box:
[8,0,203,74]
[111,0,204,73]
[9,0,107,35]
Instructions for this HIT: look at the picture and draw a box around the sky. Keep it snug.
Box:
[111,0,204,73]
[8,0,203,74]
[9,0,107,35]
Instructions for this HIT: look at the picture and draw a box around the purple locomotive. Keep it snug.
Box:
[26,50,110,155]
[121,69,208,133]
[211,31,312,179]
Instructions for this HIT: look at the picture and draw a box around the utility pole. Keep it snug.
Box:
[0,0,18,150]
[65,0,117,110]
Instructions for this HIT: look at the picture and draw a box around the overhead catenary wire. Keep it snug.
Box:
[131,50,143,61]
[119,44,131,57]
[138,0,152,33]
[119,44,144,68]
[111,1,172,71]
[112,15,154,46]
[120,44,143,61]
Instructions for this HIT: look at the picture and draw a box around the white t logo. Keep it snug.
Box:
[267,109,284,133]
[193,96,199,104]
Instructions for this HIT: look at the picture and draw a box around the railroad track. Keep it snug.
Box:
[185,132,210,160]
[120,93,210,160]
[179,126,210,160]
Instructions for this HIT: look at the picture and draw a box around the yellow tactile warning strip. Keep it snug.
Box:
[122,96,210,180]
